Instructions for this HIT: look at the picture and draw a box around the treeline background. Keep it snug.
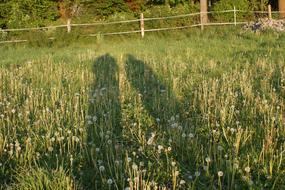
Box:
[0,0,279,29]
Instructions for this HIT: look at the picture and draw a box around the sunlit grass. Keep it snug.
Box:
[0,28,285,189]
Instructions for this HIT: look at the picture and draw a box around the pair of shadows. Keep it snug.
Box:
[89,53,180,133]
[83,54,180,188]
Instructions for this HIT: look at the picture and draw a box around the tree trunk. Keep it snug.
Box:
[279,0,285,18]
[200,0,208,24]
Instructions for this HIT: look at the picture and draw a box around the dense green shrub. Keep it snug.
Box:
[212,0,252,22]
[0,29,8,41]
[25,30,52,47]
[52,28,82,48]
[0,0,59,28]
[143,3,200,29]
[86,0,130,17]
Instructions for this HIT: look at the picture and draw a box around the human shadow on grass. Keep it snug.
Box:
[88,54,121,136]
[125,54,181,128]
[82,54,122,189]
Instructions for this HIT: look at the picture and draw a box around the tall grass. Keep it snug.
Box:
[0,28,285,189]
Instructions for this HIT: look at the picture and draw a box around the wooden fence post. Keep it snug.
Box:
[268,4,272,20]
[200,0,208,30]
[200,12,204,30]
[140,13,144,38]
[279,0,285,18]
[67,18,71,33]
[234,6,237,26]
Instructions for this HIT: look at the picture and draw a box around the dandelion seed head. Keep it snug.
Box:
[205,157,211,163]
[174,170,179,176]
[73,136,80,142]
[245,166,250,173]
[97,160,103,165]
[147,136,155,145]
[195,171,200,177]
[179,180,186,185]
[107,178,113,185]
[132,164,138,170]
[115,160,120,165]
[218,171,223,177]
[158,145,163,150]
[99,165,105,172]
[217,145,223,151]
[188,133,194,138]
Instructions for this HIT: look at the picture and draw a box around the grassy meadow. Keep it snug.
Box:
[0,27,285,189]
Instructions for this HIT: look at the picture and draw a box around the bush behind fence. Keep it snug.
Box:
[0,8,284,46]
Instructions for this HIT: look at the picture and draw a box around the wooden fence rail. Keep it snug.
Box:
[1,8,285,44]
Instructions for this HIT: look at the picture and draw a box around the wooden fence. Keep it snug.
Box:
[0,7,284,44]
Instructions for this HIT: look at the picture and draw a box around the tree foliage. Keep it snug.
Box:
[0,0,58,28]
[0,0,275,28]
